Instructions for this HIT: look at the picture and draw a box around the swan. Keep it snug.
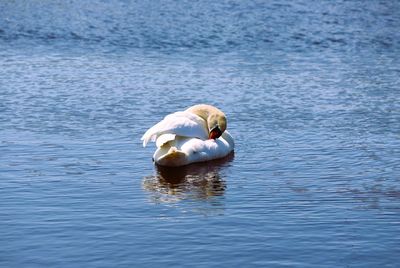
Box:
[141,104,234,167]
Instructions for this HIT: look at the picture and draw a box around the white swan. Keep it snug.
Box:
[141,104,234,167]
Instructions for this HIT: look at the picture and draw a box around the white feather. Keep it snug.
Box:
[141,111,208,147]
[153,131,234,167]
[156,133,176,147]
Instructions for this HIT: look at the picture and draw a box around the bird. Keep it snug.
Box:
[141,104,234,167]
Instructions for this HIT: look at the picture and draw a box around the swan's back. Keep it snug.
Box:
[141,111,208,147]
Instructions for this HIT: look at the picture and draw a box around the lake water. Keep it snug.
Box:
[1,1,399,267]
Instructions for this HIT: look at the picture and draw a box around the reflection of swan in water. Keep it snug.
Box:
[142,152,234,203]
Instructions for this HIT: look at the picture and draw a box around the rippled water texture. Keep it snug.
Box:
[1,1,400,267]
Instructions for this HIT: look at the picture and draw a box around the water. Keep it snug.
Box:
[1,0,400,267]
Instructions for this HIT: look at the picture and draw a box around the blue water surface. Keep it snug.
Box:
[1,1,399,267]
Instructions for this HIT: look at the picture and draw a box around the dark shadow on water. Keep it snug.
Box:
[142,152,234,204]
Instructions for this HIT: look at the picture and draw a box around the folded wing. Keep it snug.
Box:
[141,111,208,147]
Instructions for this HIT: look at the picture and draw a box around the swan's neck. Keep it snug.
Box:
[186,104,224,123]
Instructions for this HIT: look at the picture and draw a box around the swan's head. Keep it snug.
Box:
[186,104,227,140]
[207,113,227,140]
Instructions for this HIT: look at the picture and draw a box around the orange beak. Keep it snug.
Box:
[209,126,222,139]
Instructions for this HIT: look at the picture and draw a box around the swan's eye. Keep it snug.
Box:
[209,126,222,139]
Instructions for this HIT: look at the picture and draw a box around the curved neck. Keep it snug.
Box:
[186,104,223,121]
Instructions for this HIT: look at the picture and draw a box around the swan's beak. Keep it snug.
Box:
[209,126,222,139]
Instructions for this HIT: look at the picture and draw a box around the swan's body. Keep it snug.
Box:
[141,104,234,167]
